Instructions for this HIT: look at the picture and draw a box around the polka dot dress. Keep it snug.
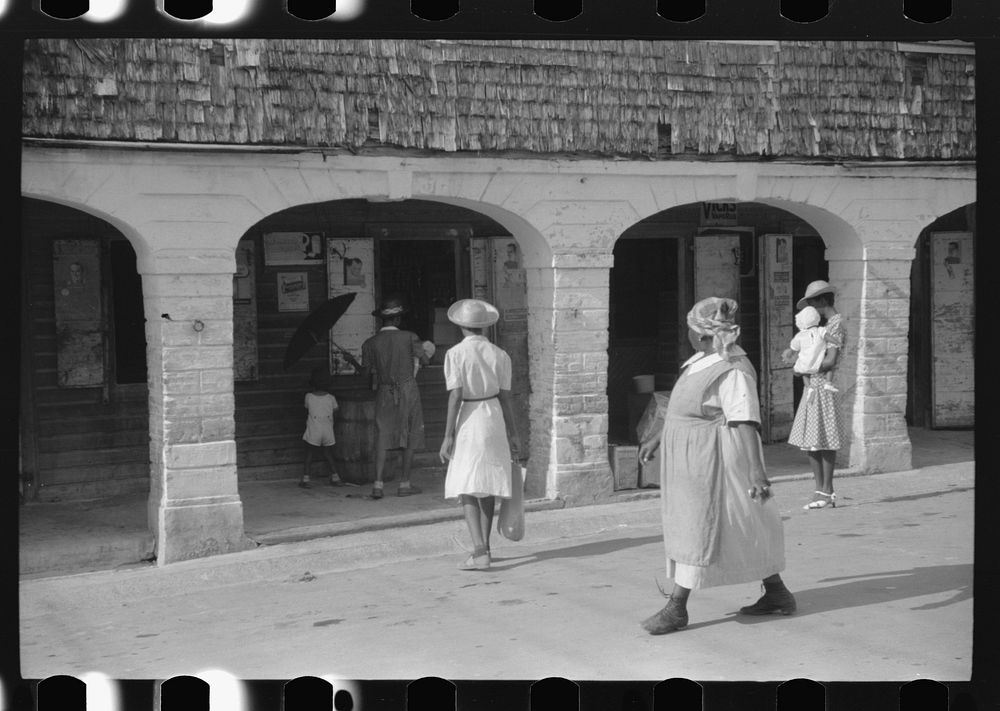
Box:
[788,372,844,451]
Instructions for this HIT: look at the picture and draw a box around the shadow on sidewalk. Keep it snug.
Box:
[491,535,663,569]
[678,563,973,632]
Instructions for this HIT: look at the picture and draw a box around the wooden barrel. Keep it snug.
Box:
[332,389,381,484]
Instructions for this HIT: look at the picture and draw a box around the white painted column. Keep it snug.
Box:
[829,242,915,474]
[141,248,252,564]
[533,252,615,505]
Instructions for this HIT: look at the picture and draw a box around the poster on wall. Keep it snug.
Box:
[233,240,259,381]
[490,237,531,451]
[693,232,741,304]
[277,272,310,312]
[759,234,795,443]
[470,238,491,302]
[493,237,527,307]
[263,232,325,266]
[327,238,376,374]
[930,231,974,428]
[52,239,105,388]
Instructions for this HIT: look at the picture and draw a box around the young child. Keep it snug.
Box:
[300,367,345,488]
[783,306,838,395]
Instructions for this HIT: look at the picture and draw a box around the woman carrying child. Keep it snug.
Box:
[438,299,523,571]
[787,281,846,510]
[300,367,347,488]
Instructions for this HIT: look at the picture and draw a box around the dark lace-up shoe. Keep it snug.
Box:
[739,585,797,615]
[640,597,689,635]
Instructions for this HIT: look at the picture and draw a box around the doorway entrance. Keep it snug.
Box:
[608,203,830,450]
[376,238,462,344]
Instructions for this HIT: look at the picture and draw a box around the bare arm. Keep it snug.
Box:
[438,388,463,463]
[728,420,771,501]
[816,345,840,374]
[638,430,661,464]
[498,389,523,460]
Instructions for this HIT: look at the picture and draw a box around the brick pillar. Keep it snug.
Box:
[141,249,253,564]
[531,252,614,505]
[829,243,915,474]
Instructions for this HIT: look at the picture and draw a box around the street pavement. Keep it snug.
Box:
[19,461,973,683]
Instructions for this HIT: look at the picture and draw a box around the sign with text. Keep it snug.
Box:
[700,202,739,226]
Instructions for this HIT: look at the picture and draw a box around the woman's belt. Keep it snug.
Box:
[463,393,499,402]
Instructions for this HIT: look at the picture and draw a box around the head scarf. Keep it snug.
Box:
[686,297,741,361]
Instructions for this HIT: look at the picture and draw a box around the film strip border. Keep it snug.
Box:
[0,0,993,34]
[5,676,984,710]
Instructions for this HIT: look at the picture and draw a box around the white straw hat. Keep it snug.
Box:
[796,280,836,310]
[447,299,500,329]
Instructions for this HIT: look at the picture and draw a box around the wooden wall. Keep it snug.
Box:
[21,199,149,501]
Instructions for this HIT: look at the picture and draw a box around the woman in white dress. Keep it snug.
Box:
[439,299,524,571]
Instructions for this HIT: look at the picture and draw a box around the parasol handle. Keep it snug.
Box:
[330,339,363,370]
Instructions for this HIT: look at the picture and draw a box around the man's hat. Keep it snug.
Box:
[447,299,500,329]
[796,280,836,310]
[373,296,408,318]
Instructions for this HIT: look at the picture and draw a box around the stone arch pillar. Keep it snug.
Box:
[528,206,640,504]
[138,243,255,563]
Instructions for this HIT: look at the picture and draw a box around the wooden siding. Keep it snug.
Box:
[22,199,150,501]
[22,39,974,160]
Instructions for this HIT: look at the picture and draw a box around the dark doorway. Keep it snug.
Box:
[377,239,460,342]
[608,237,680,443]
[791,235,829,410]
[109,239,148,384]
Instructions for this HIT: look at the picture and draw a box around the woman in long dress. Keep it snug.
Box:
[638,297,796,635]
[787,280,846,510]
[439,299,523,571]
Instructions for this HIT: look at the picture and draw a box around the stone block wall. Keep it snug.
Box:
[142,261,252,564]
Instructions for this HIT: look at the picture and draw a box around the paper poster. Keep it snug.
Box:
[263,231,325,266]
[52,239,105,388]
[327,238,376,374]
[233,240,259,380]
[277,272,310,312]
[930,231,974,427]
[760,234,795,442]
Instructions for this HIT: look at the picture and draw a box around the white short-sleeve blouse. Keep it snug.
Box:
[680,346,760,424]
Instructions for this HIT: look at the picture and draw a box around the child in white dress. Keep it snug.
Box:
[783,306,838,396]
[300,367,345,488]
[439,299,523,571]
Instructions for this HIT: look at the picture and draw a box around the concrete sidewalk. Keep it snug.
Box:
[19,458,975,681]
[18,427,974,578]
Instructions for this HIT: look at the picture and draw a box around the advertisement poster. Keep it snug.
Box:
[326,238,376,374]
[277,272,310,312]
[52,239,105,388]
[930,231,974,427]
[233,240,259,380]
[760,234,795,442]
[263,232,325,266]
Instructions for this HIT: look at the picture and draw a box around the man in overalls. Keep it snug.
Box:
[360,297,431,499]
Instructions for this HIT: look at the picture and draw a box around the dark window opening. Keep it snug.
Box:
[367,108,381,142]
[109,240,147,384]
[377,239,458,342]
[656,123,672,158]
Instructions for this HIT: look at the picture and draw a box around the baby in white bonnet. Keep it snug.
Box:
[786,306,826,375]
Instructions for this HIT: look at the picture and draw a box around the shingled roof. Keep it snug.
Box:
[21,39,975,160]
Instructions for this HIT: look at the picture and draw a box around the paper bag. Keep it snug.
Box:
[497,461,526,541]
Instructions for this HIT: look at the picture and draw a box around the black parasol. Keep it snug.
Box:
[283,293,358,370]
